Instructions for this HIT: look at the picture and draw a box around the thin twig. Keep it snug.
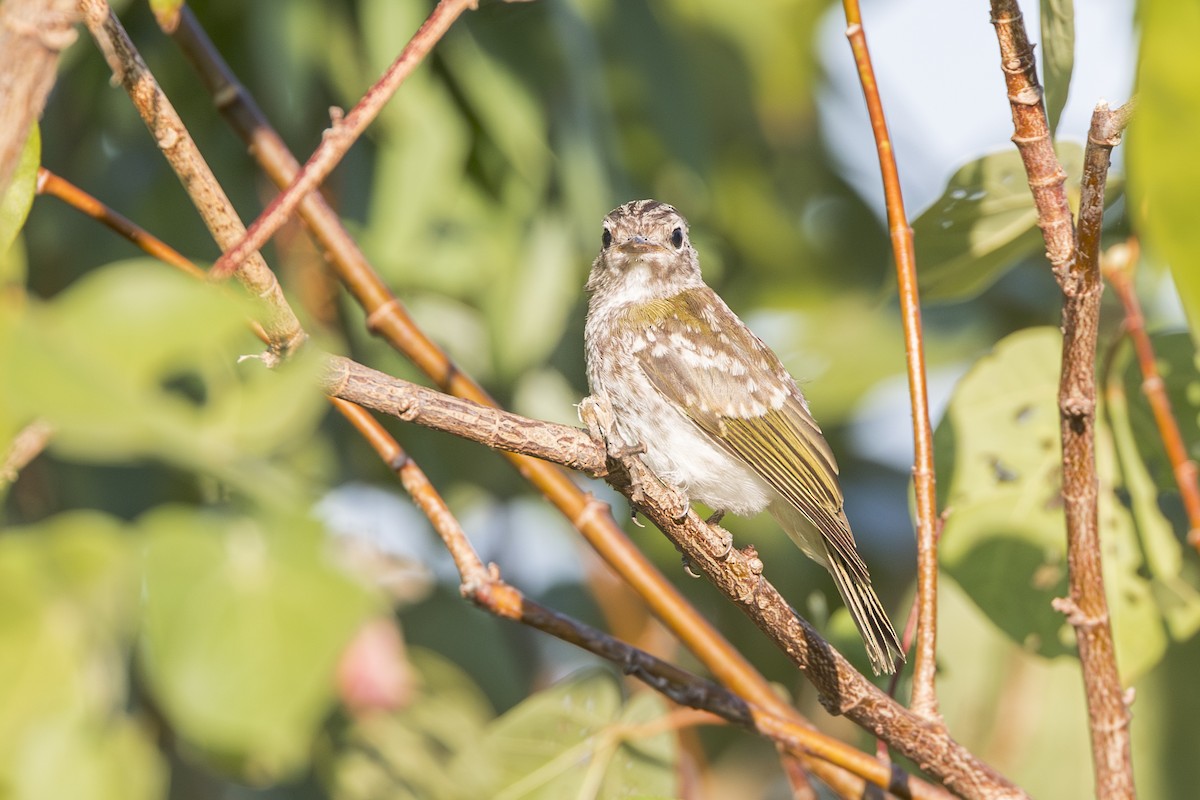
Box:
[37,168,204,279]
[842,0,940,722]
[1103,240,1200,549]
[0,0,77,194]
[989,3,1136,795]
[208,0,478,281]
[77,0,305,361]
[323,356,1023,799]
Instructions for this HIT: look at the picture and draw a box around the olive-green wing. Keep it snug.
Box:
[633,288,867,578]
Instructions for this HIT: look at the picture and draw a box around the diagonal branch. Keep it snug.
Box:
[77,0,305,360]
[207,0,478,281]
[161,6,886,792]
[164,7,1020,795]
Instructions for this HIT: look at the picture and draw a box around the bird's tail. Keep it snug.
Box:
[769,502,904,675]
[823,545,905,676]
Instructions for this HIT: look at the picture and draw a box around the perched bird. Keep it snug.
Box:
[583,199,904,675]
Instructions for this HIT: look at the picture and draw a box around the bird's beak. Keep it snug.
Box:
[617,235,665,254]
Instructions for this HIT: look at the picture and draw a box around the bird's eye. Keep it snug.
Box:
[602,229,612,249]
[671,227,684,249]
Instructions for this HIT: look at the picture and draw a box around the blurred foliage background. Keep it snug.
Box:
[2,0,1200,797]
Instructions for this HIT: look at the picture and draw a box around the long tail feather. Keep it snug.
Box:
[824,546,905,675]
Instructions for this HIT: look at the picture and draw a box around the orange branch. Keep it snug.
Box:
[841,0,941,721]
[1102,240,1200,550]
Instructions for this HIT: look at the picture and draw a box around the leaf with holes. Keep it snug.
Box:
[936,328,1167,679]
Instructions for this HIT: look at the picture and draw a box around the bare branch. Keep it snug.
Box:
[0,420,52,490]
[208,0,478,281]
[77,0,305,360]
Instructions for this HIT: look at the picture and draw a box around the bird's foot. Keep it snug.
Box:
[579,395,645,461]
[703,510,733,557]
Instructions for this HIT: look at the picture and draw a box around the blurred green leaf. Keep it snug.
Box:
[0,512,161,800]
[936,328,1168,678]
[490,216,578,377]
[456,669,676,800]
[1111,337,1200,641]
[1040,0,1075,136]
[1130,0,1200,347]
[139,506,377,782]
[935,576,1093,796]
[0,123,39,258]
[441,33,550,191]
[324,648,494,800]
[0,260,326,500]
[913,143,1086,303]
[13,714,165,800]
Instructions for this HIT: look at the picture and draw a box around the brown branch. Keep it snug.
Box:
[989,3,1136,795]
[1048,99,1135,800]
[77,0,305,361]
[1102,239,1200,549]
[0,0,77,194]
[990,1,1076,277]
[842,0,940,722]
[323,356,1023,799]
[207,0,478,281]
[330,397,918,797]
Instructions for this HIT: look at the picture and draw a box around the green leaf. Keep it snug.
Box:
[1040,0,1075,136]
[13,714,165,800]
[138,506,377,782]
[1129,0,1200,347]
[913,143,1087,303]
[936,328,1167,679]
[324,648,494,800]
[490,216,579,377]
[0,123,39,258]
[456,669,677,800]
[0,512,160,799]
[0,260,326,500]
[1107,356,1200,642]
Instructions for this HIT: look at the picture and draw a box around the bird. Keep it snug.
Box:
[582,199,904,675]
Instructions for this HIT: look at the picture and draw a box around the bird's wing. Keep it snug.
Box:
[632,287,867,578]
